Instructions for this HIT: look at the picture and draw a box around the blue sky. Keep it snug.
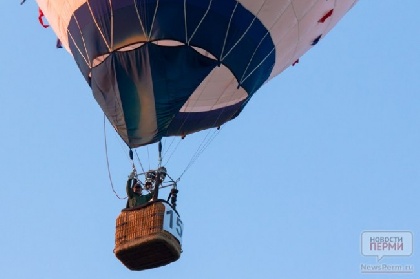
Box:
[1,1,419,278]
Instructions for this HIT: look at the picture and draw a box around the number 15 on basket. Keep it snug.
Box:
[163,203,183,244]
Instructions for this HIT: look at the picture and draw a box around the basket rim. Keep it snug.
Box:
[122,199,180,216]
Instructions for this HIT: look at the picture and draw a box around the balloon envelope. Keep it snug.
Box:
[37,0,358,148]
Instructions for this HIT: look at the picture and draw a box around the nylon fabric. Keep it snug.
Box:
[35,0,358,148]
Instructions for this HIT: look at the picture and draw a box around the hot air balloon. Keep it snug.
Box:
[34,0,358,271]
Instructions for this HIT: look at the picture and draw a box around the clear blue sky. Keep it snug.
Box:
[1,1,419,278]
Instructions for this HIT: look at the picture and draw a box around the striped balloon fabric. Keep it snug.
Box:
[36,0,358,148]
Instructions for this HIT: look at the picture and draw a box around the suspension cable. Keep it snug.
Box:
[103,114,126,199]
[163,137,176,158]
[147,145,150,170]
[134,149,146,174]
[176,127,221,182]
[164,137,183,166]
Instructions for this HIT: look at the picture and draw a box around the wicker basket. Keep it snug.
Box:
[114,200,182,271]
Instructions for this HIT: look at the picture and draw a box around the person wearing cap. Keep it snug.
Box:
[126,172,154,209]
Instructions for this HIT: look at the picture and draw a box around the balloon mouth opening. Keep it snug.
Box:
[89,40,218,77]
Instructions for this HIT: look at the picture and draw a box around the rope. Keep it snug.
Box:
[104,114,126,199]
[220,1,239,58]
[164,138,183,166]
[220,7,258,61]
[183,0,188,43]
[147,146,150,170]
[163,137,176,158]
[176,127,220,182]
[187,0,213,45]
[105,0,240,187]
[134,0,148,40]
[86,0,111,52]
[148,0,160,39]
[134,149,146,174]
[108,0,114,50]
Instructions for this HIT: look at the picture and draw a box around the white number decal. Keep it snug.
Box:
[163,204,183,244]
